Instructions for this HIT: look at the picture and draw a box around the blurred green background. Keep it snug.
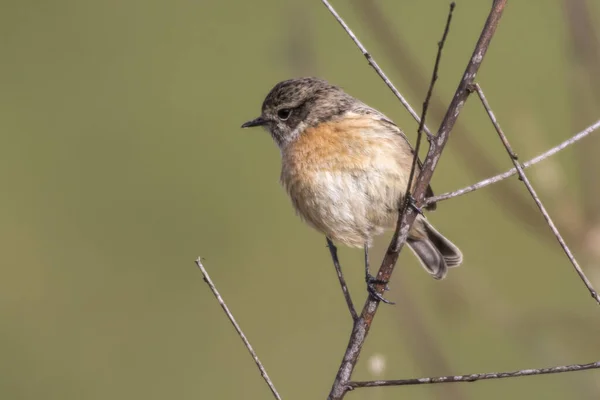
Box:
[2,0,600,399]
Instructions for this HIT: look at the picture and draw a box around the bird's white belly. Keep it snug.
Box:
[287,168,407,247]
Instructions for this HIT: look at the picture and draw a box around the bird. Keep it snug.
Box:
[242,77,462,302]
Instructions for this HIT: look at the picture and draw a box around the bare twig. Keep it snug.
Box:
[406,2,455,199]
[399,9,464,398]
[195,258,283,400]
[326,238,358,322]
[426,118,600,204]
[320,0,435,139]
[472,84,600,305]
[323,2,508,399]
[352,0,539,227]
[348,360,600,388]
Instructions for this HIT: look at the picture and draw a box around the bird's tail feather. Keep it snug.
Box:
[407,218,462,279]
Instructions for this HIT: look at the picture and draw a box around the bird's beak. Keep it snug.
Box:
[241,116,267,128]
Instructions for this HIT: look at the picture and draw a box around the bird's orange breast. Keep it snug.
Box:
[282,118,379,176]
[278,117,414,247]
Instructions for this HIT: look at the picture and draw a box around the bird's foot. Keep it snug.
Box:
[405,194,424,216]
[366,274,395,305]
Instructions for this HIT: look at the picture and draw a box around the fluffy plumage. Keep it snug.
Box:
[242,77,462,279]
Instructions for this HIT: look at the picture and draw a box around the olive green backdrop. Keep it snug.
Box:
[2,1,600,399]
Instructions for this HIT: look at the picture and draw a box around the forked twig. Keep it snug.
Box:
[323,1,508,399]
[349,360,600,388]
[202,1,600,398]
[350,0,538,228]
[471,84,600,305]
[326,238,358,321]
[195,258,283,400]
[426,118,600,204]
[406,2,455,200]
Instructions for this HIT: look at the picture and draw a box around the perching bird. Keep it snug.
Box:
[242,77,462,301]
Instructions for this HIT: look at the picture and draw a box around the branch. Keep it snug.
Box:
[326,238,358,321]
[351,0,540,228]
[320,0,435,139]
[406,2,455,198]
[323,1,508,399]
[348,360,600,388]
[471,83,600,305]
[426,118,600,204]
[195,258,283,400]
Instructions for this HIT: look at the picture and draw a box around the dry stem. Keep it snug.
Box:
[323,1,508,399]
[472,84,600,304]
[349,360,600,388]
[326,238,359,321]
[195,258,283,400]
[427,119,600,204]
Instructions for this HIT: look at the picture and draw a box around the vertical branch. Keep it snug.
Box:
[405,3,455,198]
[324,2,508,399]
[399,10,465,399]
[351,0,539,229]
[472,84,600,305]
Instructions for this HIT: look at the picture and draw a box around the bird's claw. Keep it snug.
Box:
[366,274,395,305]
[405,194,424,216]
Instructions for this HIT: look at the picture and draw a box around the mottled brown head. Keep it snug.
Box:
[241,77,357,147]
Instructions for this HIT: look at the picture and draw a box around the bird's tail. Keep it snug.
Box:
[407,218,462,280]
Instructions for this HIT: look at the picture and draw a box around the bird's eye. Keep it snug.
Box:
[277,108,292,120]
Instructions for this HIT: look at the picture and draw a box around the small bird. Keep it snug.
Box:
[242,77,462,301]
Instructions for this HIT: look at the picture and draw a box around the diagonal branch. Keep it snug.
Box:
[323,1,508,399]
[351,0,539,227]
[426,118,600,204]
[195,258,283,400]
[471,84,600,305]
[348,360,600,388]
[320,0,436,140]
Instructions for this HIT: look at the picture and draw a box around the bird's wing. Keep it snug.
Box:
[350,105,437,211]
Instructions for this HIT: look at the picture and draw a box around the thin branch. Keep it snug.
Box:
[326,238,359,322]
[397,11,464,399]
[426,118,600,204]
[348,360,600,388]
[406,2,455,200]
[472,83,600,305]
[320,0,435,139]
[195,258,283,400]
[323,1,508,399]
[352,0,539,227]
